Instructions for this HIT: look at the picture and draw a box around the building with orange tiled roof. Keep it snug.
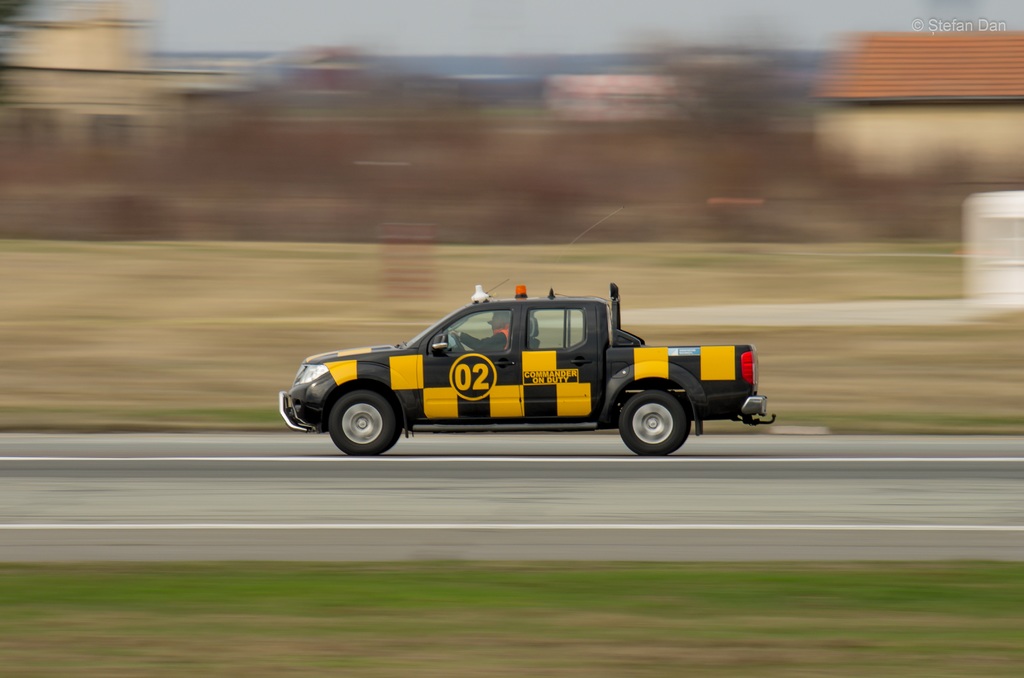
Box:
[816,32,1024,175]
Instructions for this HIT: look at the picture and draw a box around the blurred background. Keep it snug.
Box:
[0,0,1022,432]
[6,0,1024,243]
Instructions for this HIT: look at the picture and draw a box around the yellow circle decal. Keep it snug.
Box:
[449,354,497,401]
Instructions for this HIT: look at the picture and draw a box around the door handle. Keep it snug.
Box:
[495,358,516,368]
[570,357,592,366]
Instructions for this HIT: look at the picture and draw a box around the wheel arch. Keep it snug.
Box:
[322,378,406,435]
[600,365,707,435]
[618,388,692,455]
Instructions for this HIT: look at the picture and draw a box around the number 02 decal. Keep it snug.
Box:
[449,354,497,401]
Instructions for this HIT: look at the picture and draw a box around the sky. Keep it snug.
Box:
[144,0,1024,55]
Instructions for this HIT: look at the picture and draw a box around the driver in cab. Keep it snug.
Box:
[452,312,510,352]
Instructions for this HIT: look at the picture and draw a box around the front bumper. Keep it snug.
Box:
[279,390,317,432]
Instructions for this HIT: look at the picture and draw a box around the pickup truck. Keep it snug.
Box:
[279,284,774,455]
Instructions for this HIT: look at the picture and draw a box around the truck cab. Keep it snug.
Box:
[280,284,773,455]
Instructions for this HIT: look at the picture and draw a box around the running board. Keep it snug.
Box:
[415,423,600,433]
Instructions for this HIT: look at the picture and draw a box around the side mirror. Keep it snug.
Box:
[431,334,448,353]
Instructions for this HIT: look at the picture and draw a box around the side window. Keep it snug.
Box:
[527,308,586,350]
[444,309,511,353]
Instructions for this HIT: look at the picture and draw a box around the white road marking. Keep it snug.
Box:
[0,457,1023,463]
[1,523,1023,531]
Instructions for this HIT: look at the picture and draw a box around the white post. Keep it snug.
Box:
[964,192,1024,308]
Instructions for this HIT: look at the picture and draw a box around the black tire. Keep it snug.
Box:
[618,391,690,456]
[328,390,399,456]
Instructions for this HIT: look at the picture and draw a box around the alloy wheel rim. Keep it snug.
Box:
[342,403,383,444]
[632,403,673,445]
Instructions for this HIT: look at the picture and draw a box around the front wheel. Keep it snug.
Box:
[328,390,399,456]
[618,391,690,456]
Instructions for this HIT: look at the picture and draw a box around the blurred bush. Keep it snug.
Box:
[0,49,1018,245]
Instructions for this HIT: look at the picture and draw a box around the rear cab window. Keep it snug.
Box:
[527,308,586,350]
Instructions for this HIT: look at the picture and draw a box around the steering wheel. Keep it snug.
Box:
[447,330,462,352]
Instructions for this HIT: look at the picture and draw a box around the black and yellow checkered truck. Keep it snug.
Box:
[279,284,774,455]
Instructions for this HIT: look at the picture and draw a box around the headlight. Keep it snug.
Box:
[294,364,329,385]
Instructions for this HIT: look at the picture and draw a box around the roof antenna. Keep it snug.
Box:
[566,206,623,249]
[486,279,509,296]
[471,278,509,303]
[550,207,624,286]
[471,285,490,303]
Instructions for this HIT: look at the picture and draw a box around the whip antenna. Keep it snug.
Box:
[486,279,509,295]
[550,207,624,281]
[566,206,623,248]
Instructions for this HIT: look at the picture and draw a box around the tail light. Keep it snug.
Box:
[741,350,757,386]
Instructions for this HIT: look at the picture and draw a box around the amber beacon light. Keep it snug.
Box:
[515,285,528,299]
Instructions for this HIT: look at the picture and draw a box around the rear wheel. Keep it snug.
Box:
[328,390,399,456]
[618,391,690,456]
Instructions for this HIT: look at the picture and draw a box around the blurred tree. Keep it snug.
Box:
[0,0,30,98]
[0,0,26,21]
[0,0,29,38]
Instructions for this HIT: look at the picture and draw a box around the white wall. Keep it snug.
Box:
[818,105,1024,176]
[964,192,1024,307]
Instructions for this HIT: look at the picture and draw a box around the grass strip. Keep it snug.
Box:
[1,562,1023,676]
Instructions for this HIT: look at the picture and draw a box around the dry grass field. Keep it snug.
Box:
[1,239,1021,433]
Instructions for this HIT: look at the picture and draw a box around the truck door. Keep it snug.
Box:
[420,306,524,420]
[521,306,602,418]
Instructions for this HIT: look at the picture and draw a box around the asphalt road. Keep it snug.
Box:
[3,433,1024,561]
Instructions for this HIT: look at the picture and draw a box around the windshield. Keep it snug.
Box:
[400,307,461,349]
[401,323,435,349]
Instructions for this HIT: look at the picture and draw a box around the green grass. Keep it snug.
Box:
[1,563,1024,676]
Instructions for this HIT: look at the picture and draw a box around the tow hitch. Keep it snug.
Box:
[742,413,777,426]
[738,395,776,426]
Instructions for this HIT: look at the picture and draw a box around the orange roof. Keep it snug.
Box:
[818,32,1024,100]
